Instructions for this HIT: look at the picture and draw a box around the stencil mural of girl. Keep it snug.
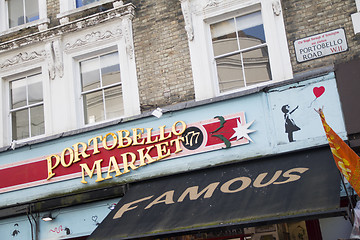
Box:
[281,105,301,142]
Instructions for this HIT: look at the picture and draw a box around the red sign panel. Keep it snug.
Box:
[0,112,255,193]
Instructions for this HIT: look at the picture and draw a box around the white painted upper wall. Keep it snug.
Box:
[0,12,140,148]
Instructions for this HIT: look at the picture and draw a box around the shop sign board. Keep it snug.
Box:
[0,112,256,193]
[294,28,348,62]
[0,73,347,201]
[88,147,340,240]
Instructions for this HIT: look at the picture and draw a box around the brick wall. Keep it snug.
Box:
[282,0,360,74]
[3,0,360,107]
[47,0,60,28]
[129,0,194,111]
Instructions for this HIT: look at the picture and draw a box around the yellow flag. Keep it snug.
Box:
[317,109,360,196]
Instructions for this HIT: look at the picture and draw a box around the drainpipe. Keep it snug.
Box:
[26,206,39,240]
[26,209,34,240]
[351,0,360,34]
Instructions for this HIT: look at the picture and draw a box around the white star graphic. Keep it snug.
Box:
[230,119,256,142]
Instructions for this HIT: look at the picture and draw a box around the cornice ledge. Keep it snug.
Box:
[0,3,135,54]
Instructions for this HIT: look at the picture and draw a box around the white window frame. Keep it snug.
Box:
[58,0,114,19]
[9,72,44,141]
[78,50,124,125]
[0,65,51,146]
[70,44,140,127]
[183,0,293,101]
[63,36,140,128]
[0,0,47,34]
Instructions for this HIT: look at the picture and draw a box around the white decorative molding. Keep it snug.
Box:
[122,15,134,59]
[45,42,56,80]
[45,40,64,80]
[59,17,70,25]
[0,51,46,69]
[38,22,49,32]
[180,0,194,41]
[204,0,222,9]
[64,26,123,52]
[0,3,135,54]
[272,0,281,16]
[53,40,64,79]
[194,0,259,17]
[113,0,124,8]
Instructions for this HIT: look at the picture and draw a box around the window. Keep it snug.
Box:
[182,0,293,100]
[7,0,39,28]
[80,51,124,124]
[0,0,46,32]
[63,13,140,127]
[210,11,271,93]
[75,0,100,8]
[57,0,113,17]
[10,73,44,141]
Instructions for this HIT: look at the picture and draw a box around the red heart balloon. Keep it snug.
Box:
[313,86,325,98]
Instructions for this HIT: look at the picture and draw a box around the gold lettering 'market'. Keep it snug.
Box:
[46,120,187,182]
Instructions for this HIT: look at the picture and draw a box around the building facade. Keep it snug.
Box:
[0,0,359,239]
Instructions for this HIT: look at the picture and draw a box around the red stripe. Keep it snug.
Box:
[0,113,249,192]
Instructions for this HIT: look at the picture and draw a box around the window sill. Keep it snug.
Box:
[213,65,334,100]
[0,18,50,37]
[7,133,47,150]
[217,80,275,97]
[57,0,117,22]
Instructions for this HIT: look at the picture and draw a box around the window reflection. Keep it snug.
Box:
[10,73,44,140]
[76,0,100,8]
[211,11,271,93]
[12,109,30,140]
[80,52,123,124]
[8,0,39,28]
[83,90,104,123]
[80,58,101,92]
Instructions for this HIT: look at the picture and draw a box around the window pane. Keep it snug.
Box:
[25,0,39,22]
[104,85,123,119]
[8,0,24,28]
[243,47,271,86]
[238,31,265,50]
[211,11,270,93]
[12,109,29,140]
[235,11,265,44]
[80,57,101,92]
[211,12,265,56]
[10,78,27,109]
[30,105,44,137]
[28,74,43,105]
[76,0,99,8]
[216,53,244,93]
[211,18,238,57]
[240,24,266,45]
[10,73,44,140]
[81,51,124,124]
[101,52,121,87]
[84,90,104,124]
